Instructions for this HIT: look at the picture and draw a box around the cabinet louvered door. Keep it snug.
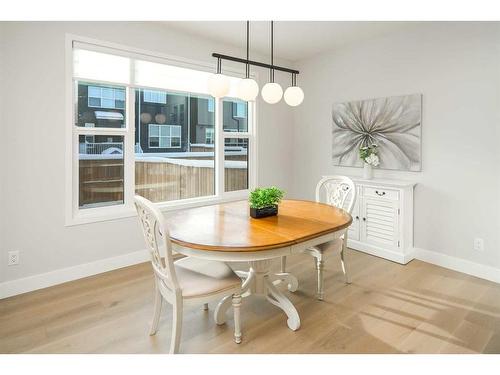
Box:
[361,197,399,250]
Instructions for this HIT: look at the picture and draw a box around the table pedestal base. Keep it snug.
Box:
[214,259,300,331]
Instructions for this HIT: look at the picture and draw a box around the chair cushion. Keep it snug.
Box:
[174,257,241,298]
[311,238,343,253]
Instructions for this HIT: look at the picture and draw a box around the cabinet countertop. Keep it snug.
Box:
[322,175,417,188]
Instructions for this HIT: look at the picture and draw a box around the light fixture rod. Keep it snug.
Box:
[246,21,250,78]
[216,57,222,74]
[211,53,299,75]
[270,21,274,82]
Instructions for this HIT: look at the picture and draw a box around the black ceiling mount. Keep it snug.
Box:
[211,53,299,75]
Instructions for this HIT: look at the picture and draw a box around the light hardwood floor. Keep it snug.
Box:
[1,249,499,354]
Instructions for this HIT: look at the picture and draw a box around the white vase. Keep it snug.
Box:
[363,163,373,179]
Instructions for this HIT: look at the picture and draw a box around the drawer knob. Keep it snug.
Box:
[362,217,366,221]
[355,216,359,220]
[375,190,386,196]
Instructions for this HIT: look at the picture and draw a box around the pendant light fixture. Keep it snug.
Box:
[208,57,230,98]
[284,73,304,106]
[237,21,259,102]
[261,21,283,104]
[210,21,303,106]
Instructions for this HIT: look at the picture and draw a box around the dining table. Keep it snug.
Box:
[166,199,352,331]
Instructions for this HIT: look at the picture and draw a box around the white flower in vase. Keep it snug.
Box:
[359,144,379,179]
[365,154,380,167]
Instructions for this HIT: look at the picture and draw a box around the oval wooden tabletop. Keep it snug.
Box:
[166,199,352,252]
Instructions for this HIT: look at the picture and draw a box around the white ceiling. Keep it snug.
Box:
[163,21,415,62]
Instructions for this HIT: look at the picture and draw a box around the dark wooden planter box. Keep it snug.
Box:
[250,205,278,219]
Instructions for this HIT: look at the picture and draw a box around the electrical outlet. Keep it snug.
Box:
[8,250,20,266]
[473,238,484,252]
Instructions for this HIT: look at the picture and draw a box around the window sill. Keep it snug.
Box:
[65,191,250,227]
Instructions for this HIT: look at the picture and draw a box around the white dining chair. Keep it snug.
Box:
[306,176,356,300]
[134,195,243,354]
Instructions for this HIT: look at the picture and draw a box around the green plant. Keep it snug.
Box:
[248,186,285,209]
[359,144,380,166]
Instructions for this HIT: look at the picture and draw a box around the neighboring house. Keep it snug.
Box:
[77,82,248,154]
[76,83,126,153]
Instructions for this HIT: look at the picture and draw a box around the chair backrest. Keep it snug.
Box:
[315,175,357,214]
[134,195,180,293]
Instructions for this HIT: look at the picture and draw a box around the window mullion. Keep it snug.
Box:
[72,129,79,216]
[215,98,224,196]
[123,87,135,208]
[250,101,257,189]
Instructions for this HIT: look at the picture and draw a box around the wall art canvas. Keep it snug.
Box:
[332,93,422,171]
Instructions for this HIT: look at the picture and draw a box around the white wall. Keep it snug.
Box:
[291,22,500,271]
[2,21,499,296]
[0,22,294,290]
[0,25,6,273]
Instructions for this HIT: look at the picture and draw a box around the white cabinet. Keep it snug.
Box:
[346,178,416,264]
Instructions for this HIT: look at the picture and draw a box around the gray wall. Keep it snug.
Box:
[2,21,499,290]
[0,21,294,284]
[290,22,500,270]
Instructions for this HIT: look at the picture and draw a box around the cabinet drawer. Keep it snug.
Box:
[363,187,399,201]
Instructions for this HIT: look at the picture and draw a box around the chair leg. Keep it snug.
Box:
[280,256,287,273]
[315,255,325,301]
[232,294,242,344]
[149,287,162,335]
[169,297,183,354]
[340,235,351,284]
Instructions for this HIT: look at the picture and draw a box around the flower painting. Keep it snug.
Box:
[332,93,422,171]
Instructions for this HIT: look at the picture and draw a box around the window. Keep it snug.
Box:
[76,82,126,128]
[143,89,167,104]
[70,42,255,224]
[205,128,214,144]
[223,98,248,132]
[78,135,124,209]
[225,138,248,192]
[148,124,182,148]
[84,134,95,143]
[88,85,125,109]
[234,102,246,118]
[136,90,214,202]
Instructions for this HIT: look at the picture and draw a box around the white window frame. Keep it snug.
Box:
[143,89,167,104]
[148,124,181,149]
[87,85,126,109]
[65,35,258,226]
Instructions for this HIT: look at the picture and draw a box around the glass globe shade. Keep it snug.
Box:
[237,78,259,101]
[284,86,304,107]
[208,73,230,98]
[140,112,152,124]
[261,82,283,104]
[155,113,166,124]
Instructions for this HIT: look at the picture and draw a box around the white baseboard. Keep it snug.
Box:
[348,239,415,264]
[2,245,498,300]
[348,241,500,284]
[414,247,500,284]
[0,249,150,299]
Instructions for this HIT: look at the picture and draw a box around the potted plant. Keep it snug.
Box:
[248,186,285,219]
[359,144,380,179]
